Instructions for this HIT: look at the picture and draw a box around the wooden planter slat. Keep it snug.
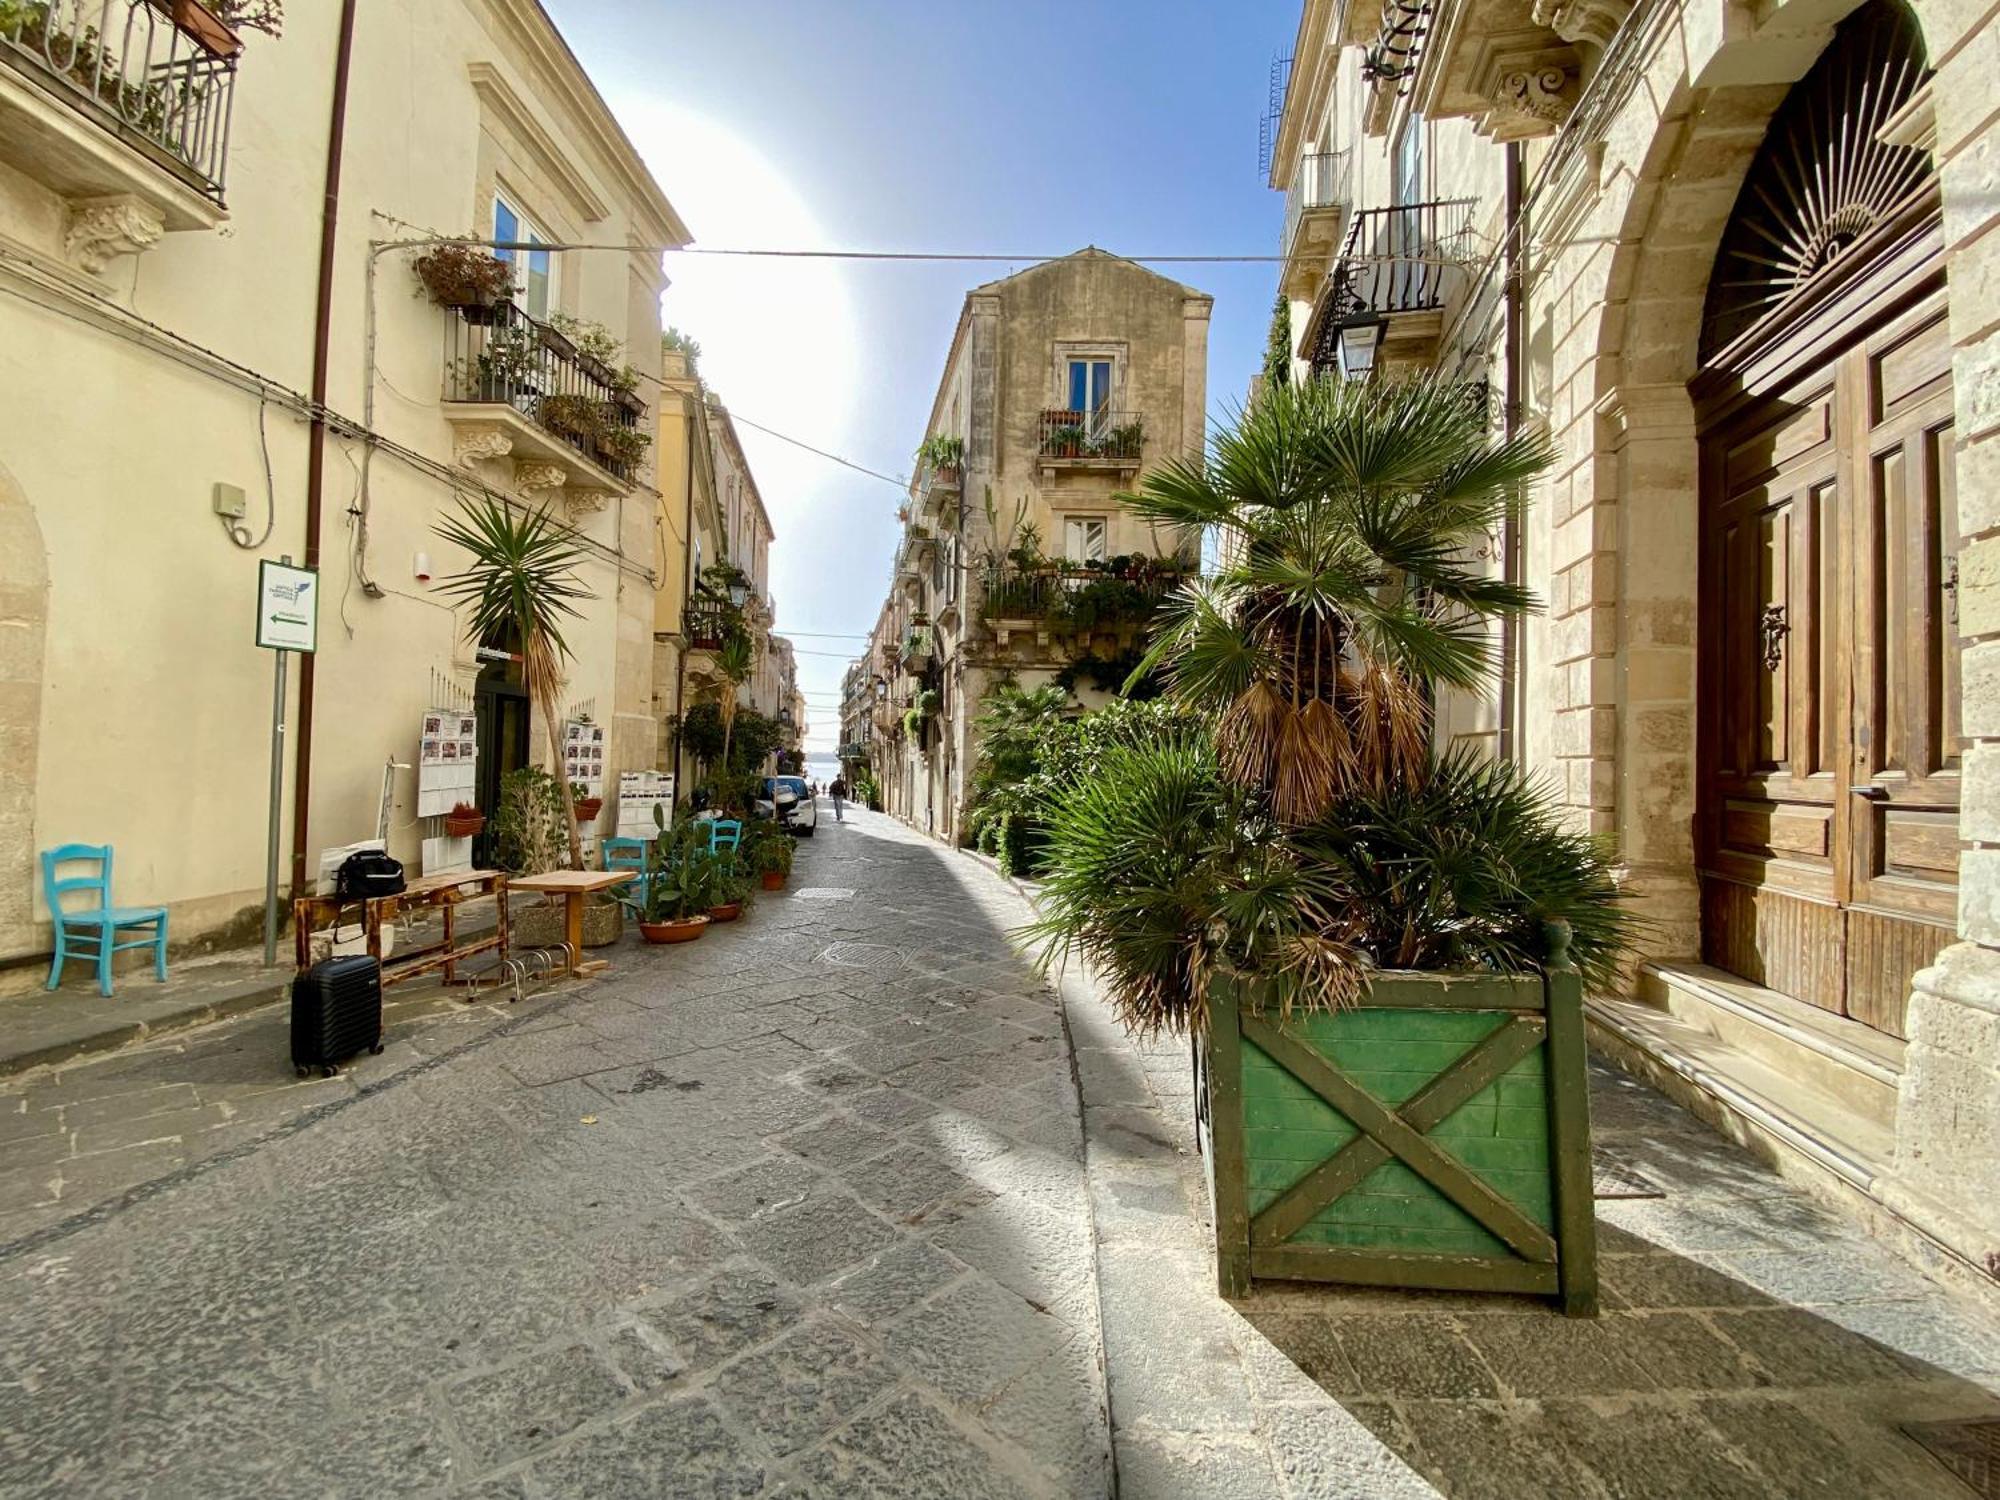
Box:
[1209,954,1598,1316]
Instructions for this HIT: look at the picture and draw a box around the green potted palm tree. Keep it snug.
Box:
[1030,378,1625,1316]
[434,497,591,870]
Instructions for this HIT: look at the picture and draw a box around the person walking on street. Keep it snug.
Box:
[829,775,848,823]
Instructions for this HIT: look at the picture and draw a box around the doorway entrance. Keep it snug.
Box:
[473,630,531,868]
[1692,3,1952,1040]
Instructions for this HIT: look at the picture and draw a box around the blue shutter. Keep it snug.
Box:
[1068,361,1087,413]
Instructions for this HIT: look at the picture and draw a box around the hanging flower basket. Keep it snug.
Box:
[574,796,604,822]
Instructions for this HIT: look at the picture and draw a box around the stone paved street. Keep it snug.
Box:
[0,810,1107,1498]
[5,806,2000,1498]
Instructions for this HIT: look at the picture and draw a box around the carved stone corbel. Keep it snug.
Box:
[512,461,568,500]
[454,429,513,468]
[1476,51,1578,140]
[1530,0,1632,50]
[562,489,610,523]
[64,196,164,273]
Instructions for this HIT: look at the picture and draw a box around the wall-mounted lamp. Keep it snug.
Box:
[1333,313,1384,382]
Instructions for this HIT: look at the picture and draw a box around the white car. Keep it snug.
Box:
[754,776,818,836]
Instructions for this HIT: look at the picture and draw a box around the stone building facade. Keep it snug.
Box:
[1270,0,1999,1286]
[857,249,1211,843]
[0,0,686,972]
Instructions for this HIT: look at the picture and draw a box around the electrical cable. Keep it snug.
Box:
[222,395,279,549]
[0,249,656,586]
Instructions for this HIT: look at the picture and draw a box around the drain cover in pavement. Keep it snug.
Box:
[1591,1148,1666,1200]
[818,942,908,973]
[792,888,855,901]
[1905,1419,2000,1497]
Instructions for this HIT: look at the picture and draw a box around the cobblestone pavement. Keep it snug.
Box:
[0,809,1109,1498]
[1065,968,2000,1498]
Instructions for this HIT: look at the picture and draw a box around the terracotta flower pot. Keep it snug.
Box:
[443,813,484,839]
[638,915,709,944]
[707,902,743,923]
[574,797,603,822]
[760,871,786,891]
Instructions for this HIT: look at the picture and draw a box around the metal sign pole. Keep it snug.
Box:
[263,554,292,967]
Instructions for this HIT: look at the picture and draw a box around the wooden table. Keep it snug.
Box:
[293,869,509,988]
[507,870,634,973]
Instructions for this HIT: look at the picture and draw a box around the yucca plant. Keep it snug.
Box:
[434,496,592,869]
[1128,377,1552,823]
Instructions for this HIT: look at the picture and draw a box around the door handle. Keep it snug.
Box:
[1850,786,1886,799]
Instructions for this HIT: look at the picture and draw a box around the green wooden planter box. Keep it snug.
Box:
[1203,955,1597,1317]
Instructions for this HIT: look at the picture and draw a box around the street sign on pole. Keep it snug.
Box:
[256,559,318,653]
[259,557,316,966]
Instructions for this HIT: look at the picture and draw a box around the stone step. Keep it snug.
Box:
[1587,989,1896,1195]
[1635,962,1903,1133]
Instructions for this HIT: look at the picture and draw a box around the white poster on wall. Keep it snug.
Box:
[417,706,478,819]
[562,719,607,799]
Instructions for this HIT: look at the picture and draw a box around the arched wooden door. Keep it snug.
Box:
[1692,1,1955,1039]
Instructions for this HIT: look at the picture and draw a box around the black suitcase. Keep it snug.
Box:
[291,955,385,1078]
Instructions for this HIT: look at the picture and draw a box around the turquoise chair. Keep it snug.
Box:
[707,820,742,855]
[41,844,169,997]
[601,837,650,917]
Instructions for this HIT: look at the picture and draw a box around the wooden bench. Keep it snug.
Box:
[293,869,509,988]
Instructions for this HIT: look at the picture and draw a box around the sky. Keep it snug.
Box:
[548,0,1303,750]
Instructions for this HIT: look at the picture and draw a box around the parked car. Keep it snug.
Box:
[754,776,818,836]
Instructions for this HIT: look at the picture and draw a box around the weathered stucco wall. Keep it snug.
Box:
[0,0,675,968]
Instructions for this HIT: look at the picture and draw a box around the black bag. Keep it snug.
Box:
[291,955,384,1078]
[334,848,405,901]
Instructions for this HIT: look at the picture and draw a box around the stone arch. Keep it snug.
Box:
[0,458,48,961]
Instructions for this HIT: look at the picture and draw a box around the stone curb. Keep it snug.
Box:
[0,974,289,1081]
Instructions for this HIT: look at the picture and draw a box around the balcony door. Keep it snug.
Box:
[1066,358,1112,436]
[493,193,556,320]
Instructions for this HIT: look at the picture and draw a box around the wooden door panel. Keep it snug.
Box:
[1700,287,1958,1037]
[1845,907,1951,1038]
[1699,880,1846,1016]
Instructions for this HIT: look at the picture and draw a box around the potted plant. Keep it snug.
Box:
[1029,378,1623,1317]
[637,815,714,943]
[609,365,647,417]
[435,498,594,869]
[538,392,603,442]
[549,314,625,385]
[571,782,603,823]
[918,432,965,483]
[413,242,515,319]
[443,800,484,839]
[748,826,793,890]
[1050,422,1086,458]
[707,852,752,922]
[595,423,652,470]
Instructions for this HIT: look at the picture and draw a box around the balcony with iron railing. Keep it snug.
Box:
[0,0,240,223]
[1278,150,1353,300]
[979,558,1191,645]
[1308,198,1477,376]
[682,597,736,653]
[916,460,962,522]
[442,299,649,487]
[1036,410,1144,471]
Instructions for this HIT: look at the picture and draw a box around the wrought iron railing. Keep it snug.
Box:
[917,461,962,518]
[1,0,239,202]
[442,300,648,481]
[1323,198,1478,324]
[1038,410,1144,463]
[979,559,1190,626]
[1281,150,1352,260]
[682,598,734,651]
